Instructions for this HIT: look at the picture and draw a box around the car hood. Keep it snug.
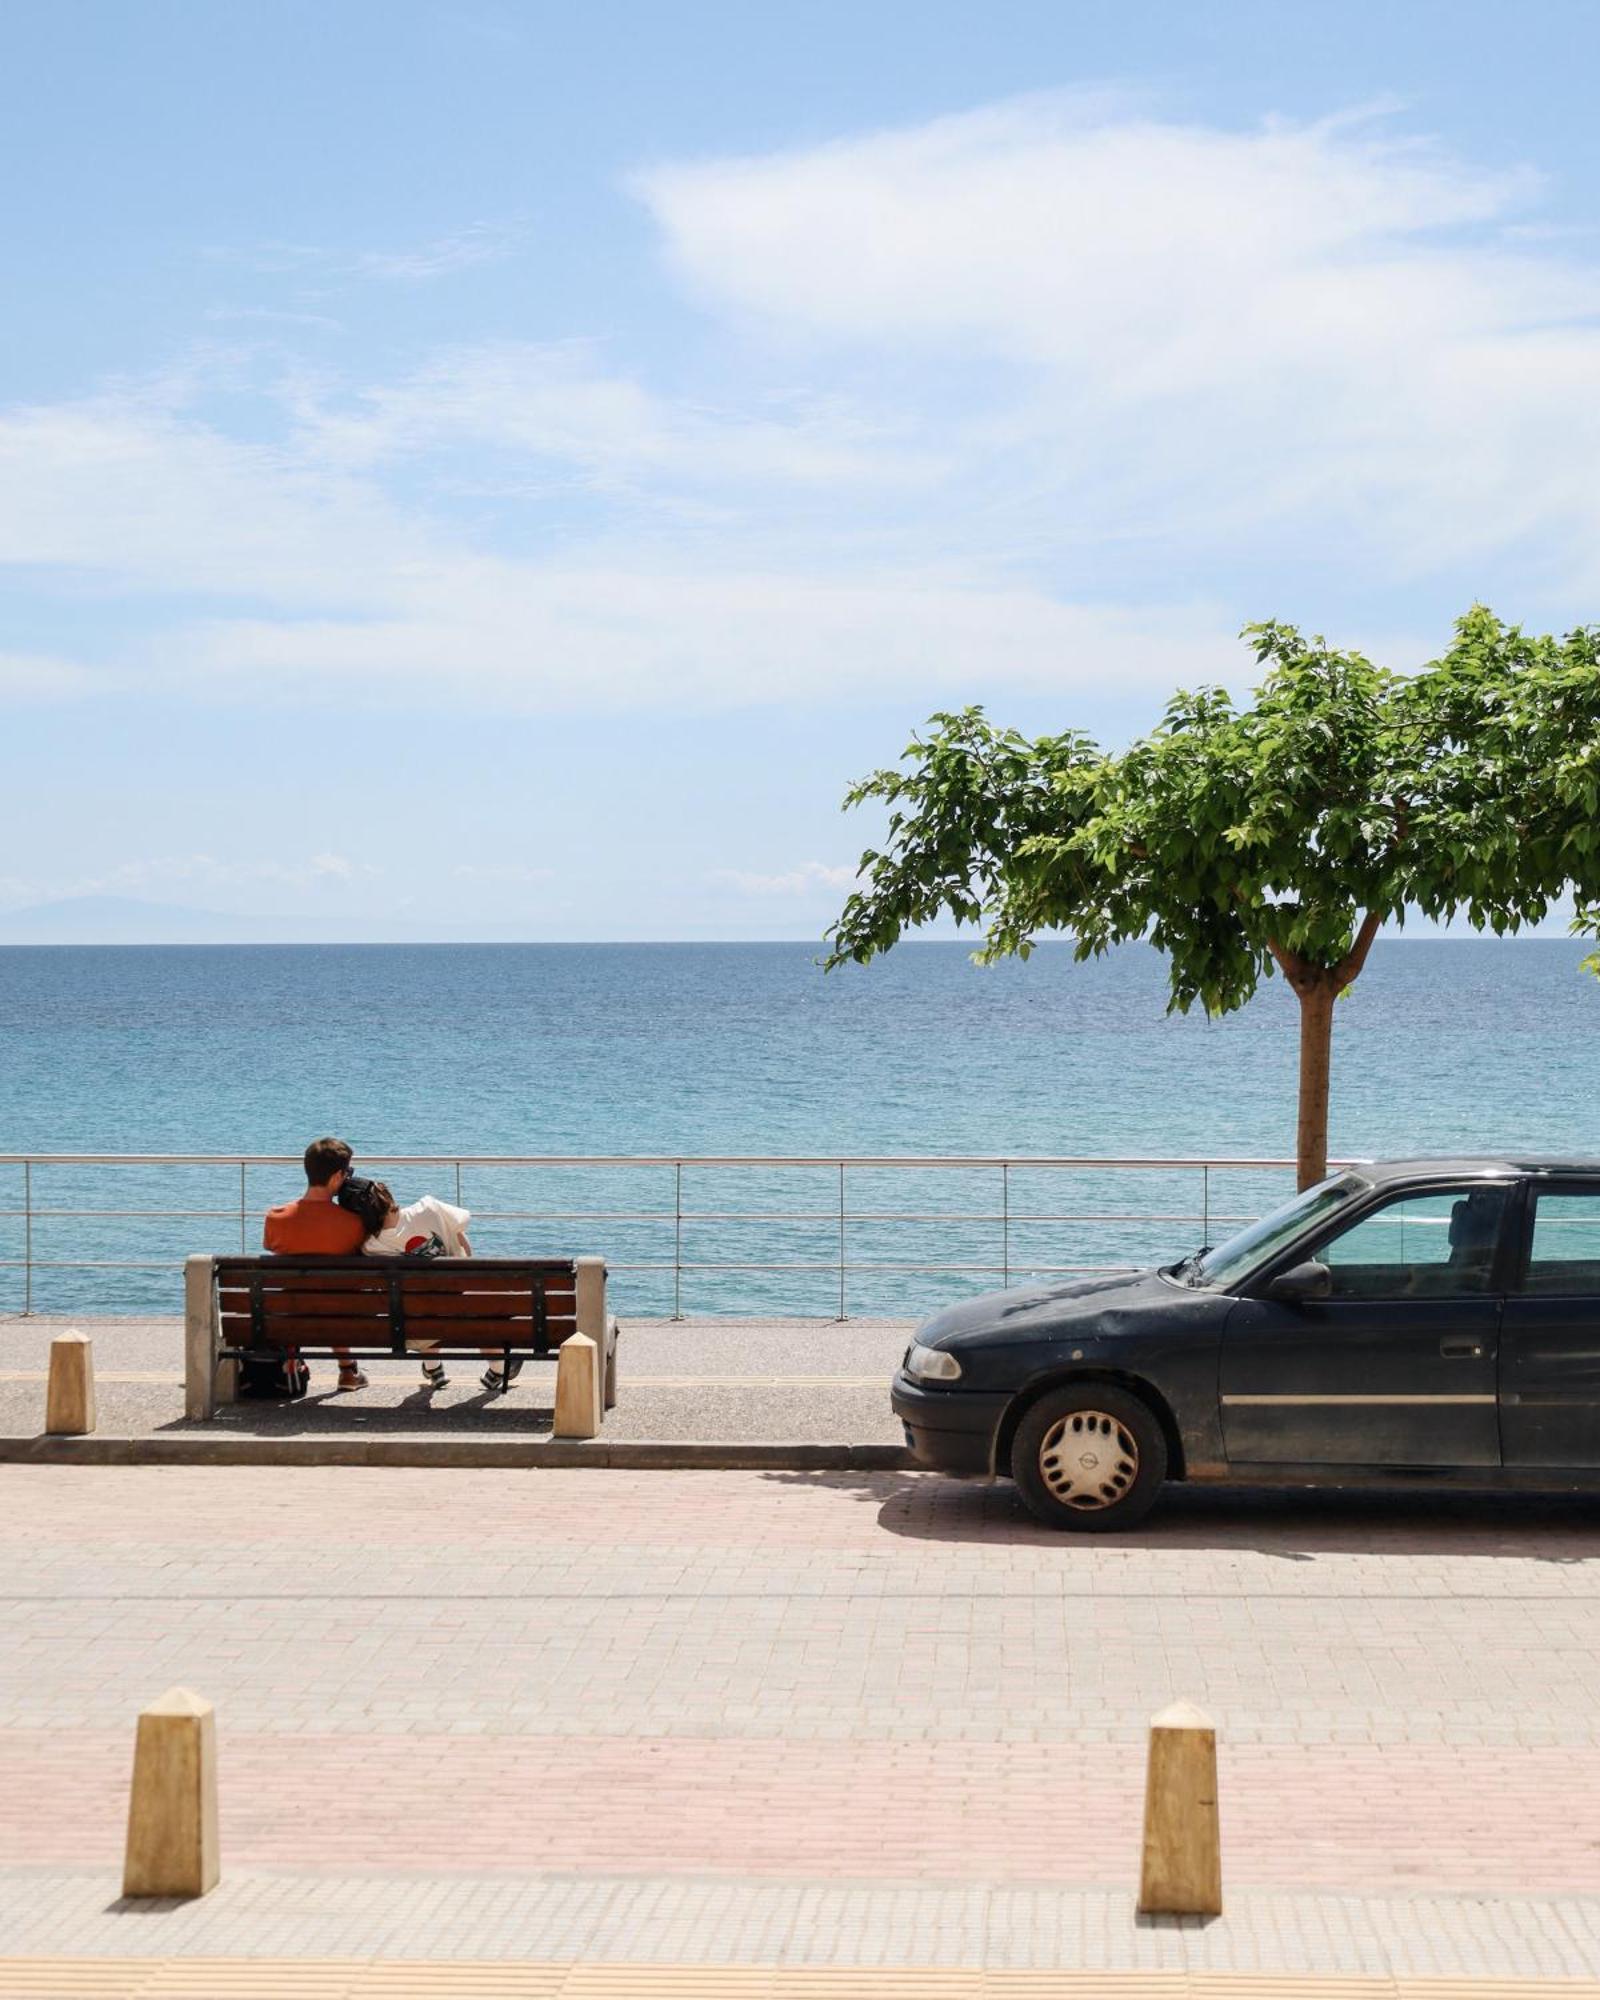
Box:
[915,1267,1178,1348]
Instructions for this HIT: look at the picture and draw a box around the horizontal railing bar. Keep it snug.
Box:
[0,1209,244,1221]
[0,1257,1134,1276]
[472,1209,1252,1224]
[0,1153,1332,1169]
[3,1200,1264,1216]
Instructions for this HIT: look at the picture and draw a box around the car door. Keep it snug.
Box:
[1499,1182,1600,1467]
[1220,1185,1509,1467]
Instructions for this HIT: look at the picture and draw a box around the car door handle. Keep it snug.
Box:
[1440,1338,1486,1359]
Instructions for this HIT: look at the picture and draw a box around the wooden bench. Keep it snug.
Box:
[183,1253,619,1422]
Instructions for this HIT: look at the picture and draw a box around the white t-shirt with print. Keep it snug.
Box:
[361,1195,471,1259]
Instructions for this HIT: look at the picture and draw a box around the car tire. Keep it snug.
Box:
[1010,1382,1168,1532]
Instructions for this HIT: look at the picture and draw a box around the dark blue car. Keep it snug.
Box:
[892,1156,1600,1530]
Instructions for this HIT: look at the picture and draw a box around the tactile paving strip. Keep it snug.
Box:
[1,1967,1598,1999]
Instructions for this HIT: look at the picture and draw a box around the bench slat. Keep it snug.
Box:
[216,1257,577,1276]
[401,1291,572,1320]
[247,1292,391,1318]
[220,1312,395,1343]
[229,1316,563,1349]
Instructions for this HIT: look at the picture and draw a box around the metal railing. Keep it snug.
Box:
[0,1153,1344,1319]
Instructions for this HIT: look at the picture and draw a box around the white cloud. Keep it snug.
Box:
[0,651,102,701]
[353,221,520,281]
[3,95,1599,721]
[163,571,1238,712]
[11,853,380,903]
[451,862,556,883]
[204,306,346,333]
[0,384,1240,711]
[715,861,860,896]
[294,342,938,492]
[636,95,1600,581]
[206,221,519,284]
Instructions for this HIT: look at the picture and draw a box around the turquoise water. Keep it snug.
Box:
[1,939,1595,1317]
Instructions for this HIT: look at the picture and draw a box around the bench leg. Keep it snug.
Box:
[183,1256,217,1422]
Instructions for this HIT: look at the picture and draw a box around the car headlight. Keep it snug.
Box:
[905,1342,963,1383]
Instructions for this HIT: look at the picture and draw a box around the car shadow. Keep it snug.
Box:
[760,1467,1600,1559]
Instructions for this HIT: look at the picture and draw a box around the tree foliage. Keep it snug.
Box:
[827,608,1600,1188]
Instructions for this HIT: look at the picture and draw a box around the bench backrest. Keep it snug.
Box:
[214,1256,580,1356]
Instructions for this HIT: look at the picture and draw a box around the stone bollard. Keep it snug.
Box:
[1138,1699,1221,1917]
[553,1331,601,1440]
[123,1688,220,1900]
[45,1330,96,1436]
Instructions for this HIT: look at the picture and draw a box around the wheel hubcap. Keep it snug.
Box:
[1038,1410,1140,1510]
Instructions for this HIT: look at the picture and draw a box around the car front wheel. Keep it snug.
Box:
[1010,1382,1167,1532]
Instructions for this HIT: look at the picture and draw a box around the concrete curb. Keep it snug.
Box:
[0,1434,913,1471]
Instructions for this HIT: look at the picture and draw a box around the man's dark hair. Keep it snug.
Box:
[303,1136,353,1187]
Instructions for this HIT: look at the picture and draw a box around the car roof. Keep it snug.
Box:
[1354,1156,1600,1184]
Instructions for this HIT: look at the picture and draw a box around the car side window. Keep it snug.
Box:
[1312,1187,1507,1300]
[1523,1191,1600,1296]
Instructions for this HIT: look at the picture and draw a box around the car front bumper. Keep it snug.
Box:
[891,1370,1012,1477]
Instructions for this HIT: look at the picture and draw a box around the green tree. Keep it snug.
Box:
[826,608,1600,1190]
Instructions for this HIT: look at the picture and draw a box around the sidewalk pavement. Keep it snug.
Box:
[6,1463,1600,1982]
[0,1315,911,1445]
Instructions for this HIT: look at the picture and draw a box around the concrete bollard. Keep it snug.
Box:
[553,1332,601,1439]
[123,1688,220,1900]
[45,1331,96,1436]
[1138,1699,1221,1917]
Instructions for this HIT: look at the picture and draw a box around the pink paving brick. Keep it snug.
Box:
[7,1465,1600,1909]
[4,1731,1599,1892]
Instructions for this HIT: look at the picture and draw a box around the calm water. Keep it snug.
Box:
[1,939,1595,1317]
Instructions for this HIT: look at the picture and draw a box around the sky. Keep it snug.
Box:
[2,0,1598,940]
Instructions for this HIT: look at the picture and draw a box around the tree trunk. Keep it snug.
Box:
[1267,915,1382,1194]
[1294,980,1336,1191]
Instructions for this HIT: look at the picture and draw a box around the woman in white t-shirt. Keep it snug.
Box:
[339,1178,521,1392]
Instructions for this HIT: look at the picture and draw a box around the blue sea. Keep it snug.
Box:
[1,939,1595,1319]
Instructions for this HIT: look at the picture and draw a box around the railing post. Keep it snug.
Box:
[837,1162,847,1321]
[238,1162,247,1253]
[672,1162,683,1322]
[455,1160,463,1208]
[22,1161,31,1317]
[1202,1163,1210,1247]
[1002,1162,1011,1288]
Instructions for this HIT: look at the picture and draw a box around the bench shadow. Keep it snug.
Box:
[759,1467,1600,1559]
[155,1381,556,1436]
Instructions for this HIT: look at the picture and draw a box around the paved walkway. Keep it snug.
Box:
[7,1465,1600,1981]
[0,1317,910,1443]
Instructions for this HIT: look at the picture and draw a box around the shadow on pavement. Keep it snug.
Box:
[761,1466,1600,1558]
[155,1381,555,1436]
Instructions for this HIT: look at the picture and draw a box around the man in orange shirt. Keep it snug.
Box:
[263,1135,369,1390]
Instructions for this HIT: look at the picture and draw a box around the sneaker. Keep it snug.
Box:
[480,1358,524,1392]
[420,1360,449,1389]
[335,1369,370,1392]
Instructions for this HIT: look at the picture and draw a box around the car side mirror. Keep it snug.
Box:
[1265,1259,1332,1304]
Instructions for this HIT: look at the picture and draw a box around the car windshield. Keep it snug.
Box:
[1189,1173,1370,1288]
